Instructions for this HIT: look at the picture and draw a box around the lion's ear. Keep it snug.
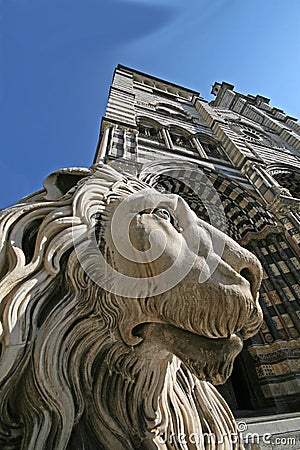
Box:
[43,167,92,200]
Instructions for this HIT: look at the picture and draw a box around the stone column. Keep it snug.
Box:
[162,128,174,149]
[192,137,207,158]
[98,125,111,160]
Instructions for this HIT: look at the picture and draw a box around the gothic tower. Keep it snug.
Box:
[94,65,300,416]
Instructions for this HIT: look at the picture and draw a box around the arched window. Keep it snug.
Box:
[197,134,230,161]
[268,166,300,199]
[137,118,164,143]
[169,127,194,149]
[138,125,158,138]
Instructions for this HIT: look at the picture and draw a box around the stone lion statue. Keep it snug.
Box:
[0,164,263,449]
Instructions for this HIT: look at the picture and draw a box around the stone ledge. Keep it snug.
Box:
[239,412,300,450]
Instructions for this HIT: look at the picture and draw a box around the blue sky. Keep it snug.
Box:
[1,0,300,207]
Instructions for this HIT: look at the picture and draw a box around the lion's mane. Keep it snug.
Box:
[0,165,243,449]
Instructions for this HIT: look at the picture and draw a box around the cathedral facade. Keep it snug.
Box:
[94,65,300,416]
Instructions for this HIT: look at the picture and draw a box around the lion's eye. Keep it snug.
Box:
[152,208,171,221]
[140,208,182,232]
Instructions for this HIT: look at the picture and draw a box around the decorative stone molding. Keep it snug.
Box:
[267,192,300,214]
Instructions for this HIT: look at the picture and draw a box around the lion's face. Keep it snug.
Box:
[101,189,263,384]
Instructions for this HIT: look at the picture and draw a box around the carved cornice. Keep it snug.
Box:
[249,339,300,364]
[267,192,300,214]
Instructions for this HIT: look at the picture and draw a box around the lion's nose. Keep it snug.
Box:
[221,238,263,300]
[194,216,263,300]
[240,265,262,299]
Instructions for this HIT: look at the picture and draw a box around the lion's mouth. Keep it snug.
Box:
[133,323,243,385]
[177,332,243,384]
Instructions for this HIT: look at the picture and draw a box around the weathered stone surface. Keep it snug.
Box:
[0,165,263,449]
